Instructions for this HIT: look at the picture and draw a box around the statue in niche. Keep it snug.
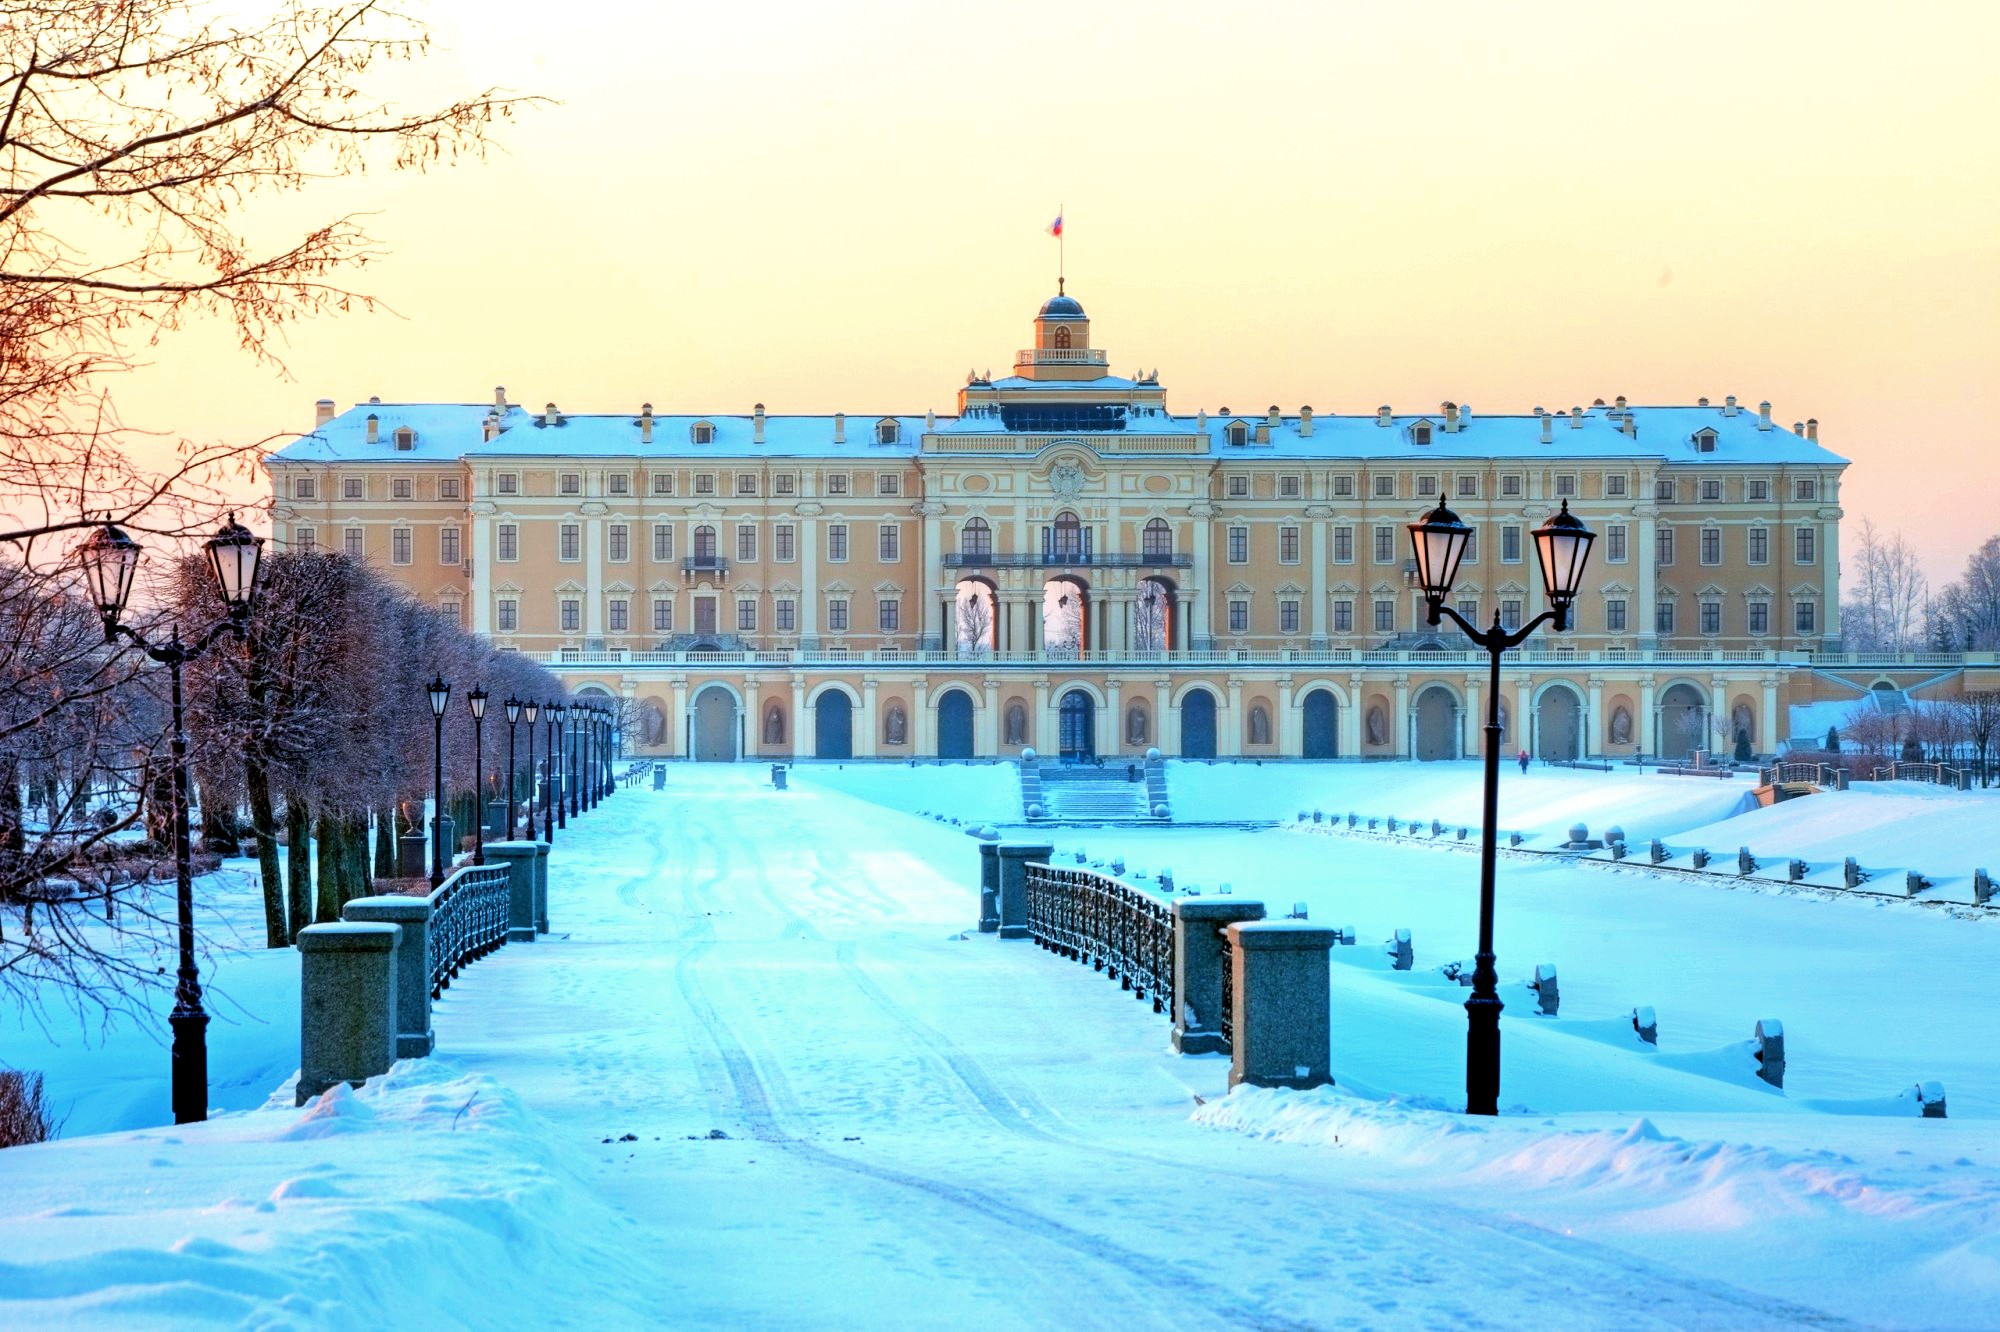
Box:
[763,703,785,745]
[1366,705,1388,746]
[1496,700,1510,742]
[1610,705,1633,745]
[1126,705,1148,745]
[642,701,666,747]
[884,704,907,746]
[1005,702,1028,745]
[1248,705,1272,746]
[1732,703,1754,736]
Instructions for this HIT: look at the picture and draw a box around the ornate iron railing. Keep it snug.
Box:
[1218,927,1235,1046]
[426,863,512,997]
[1024,862,1173,1014]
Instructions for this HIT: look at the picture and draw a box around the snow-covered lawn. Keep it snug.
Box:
[3,765,1998,1326]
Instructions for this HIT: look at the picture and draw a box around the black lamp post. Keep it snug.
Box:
[467,686,488,865]
[427,675,451,888]
[522,699,540,840]
[79,514,263,1126]
[504,697,522,838]
[568,705,581,819]
[1406,495,1595,1117]
[546,701,564,838]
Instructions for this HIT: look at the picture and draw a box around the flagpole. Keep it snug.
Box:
[1059,202,1065,294]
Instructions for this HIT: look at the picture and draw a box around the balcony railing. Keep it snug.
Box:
[943,551,1193,569]
[528,645,1994,670]
[680,555,729,578]
[1013,347,1109,368]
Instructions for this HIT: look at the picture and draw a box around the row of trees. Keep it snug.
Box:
[1822,693,2000,786]
[1927,537,2000,652]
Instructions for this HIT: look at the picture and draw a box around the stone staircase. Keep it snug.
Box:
[1033,764,1153,821]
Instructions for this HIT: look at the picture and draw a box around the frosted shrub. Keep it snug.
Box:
[0,1071,56,1148]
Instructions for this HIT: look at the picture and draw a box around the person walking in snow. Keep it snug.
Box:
[1517,749,1530,774]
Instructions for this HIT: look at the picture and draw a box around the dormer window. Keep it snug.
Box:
[393,426,416,451]
[1053,326,1071,349]
[691,421,715,445]
[1225,421,1248,447]
[1412,422,1433,446]
[1692,428,1718,454]
[875,418,900,445]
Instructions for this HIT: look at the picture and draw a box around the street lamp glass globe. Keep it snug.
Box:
[505,696,521,723]
[523,700,539,723]
[428,675,451,718]
[468,685,488,719]
[1532,500,1596,624]
[78,524,143,626]
[1406,495,1472,612]
[203,513,263,614]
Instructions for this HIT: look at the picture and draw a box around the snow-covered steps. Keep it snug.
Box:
[1032,765,1155,822]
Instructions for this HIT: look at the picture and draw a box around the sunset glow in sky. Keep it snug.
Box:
[118,0,2000,581]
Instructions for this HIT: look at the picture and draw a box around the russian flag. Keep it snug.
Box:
[1046,213,1063,238]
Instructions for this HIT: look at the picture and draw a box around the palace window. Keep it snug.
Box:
[694,474,715,495]
[1279,526,1300,564]
[392,478,412,500]
[737,525,757,563]
[1605,475,1626,497]
[653,599,673,632]
[295,477,317,500]
[737,474,757,496]
[440,477,461,500]
[560,599,580,632]
[692,423,715,445]
[1228,475,1249,497]
[497,524,518,561]
[1502,475,1522,497]
[344,478,364,500]
[878,598,900,632]
[1748,479,1769,502]
[609,524,629,562]
[1279,599,1300,634]
[1749,527,1767,564]
[877,420,900,445]
[1226,422,1248,447]
[961,517,992,559]
[1333,526,1353,564]
[296,527,317,550]
[739,599,758,632]
[609,473,629,496]
[1656,478,1676,501]
[1457,475,1478,498]
[1333,600,1354,633]
[1749,601,1769,635]
[775,474,796,495]
[1702,479,1722,502]
[497,599,518,632]
[497,472,519,495]
[827,598,849,632]
[1227,526,1248,563]
[827,474,849,495]
[1795,601,1816,633]
[1796,527,1816,564]
[1280,475,1301,498]
[1502,526,1522,563]
[1605,524,1627,563]
[1462,529,1478,563]
[878,473,900,496]
[1794,478,1818,501]
[391,527,412,565]
[609,599,629,633]
[694,526,718,562]
[441,527,461,566]
[1456,598,1478,624]
[653,524,674,562]
[560,524,581,562]
[1374,475,1395,497]
[1416,474,1437,496]
[1229,600,1250,633]
[1656,601,1675,634]
[1373,599,1394,633]
[1374,526,1395,563]
[1701,601,1722,635]
[776,599,796,633]
[1333,475,1355,497]
[879,524,899,561]
[560,472,580,495]
[1656,528,1675,565]
[1501,599,1523,631]
[1142,518,1172,559]
[651,473,674,495]
[1412,423,1432,446]
[828,524,848,561]
[1701,527,1722,565]
[1555,475,1577,498]
[775,524,796,562]
[1605,598,1627,632]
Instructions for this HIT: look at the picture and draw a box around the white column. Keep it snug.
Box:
[980,676,1000,755]
[1276,677,1297,755]
[1309,518,1328,640]
[1586,676,1604,758]
[1342,674,1363,757]
[1154,677,1172,754]
[1102,680,1121,756]
[1224,677,1244,757]
[1463,676,1482,757]
[1393,676,1410,758]
[1032,678,1053,754]
[921,509,943,649]
[1513,678,1533,757]
[790,679,806,758]
[470,509,493,633]
[1636,503,1659,648]
[1821,515,1841,644]
[1638,676,1657,756]
[584,518,604,635]
[860,677,879,759]
[912,679,931,756]
[1710,678,1728,754]
[1761,677,1780,754]
[744,678,762,759]
[670,678,688,760]
[1188,506,1214,647]
[799,517,820,639]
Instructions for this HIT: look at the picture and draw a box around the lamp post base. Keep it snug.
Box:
[170,1005,210,1125]
[1464,985,1502,1116]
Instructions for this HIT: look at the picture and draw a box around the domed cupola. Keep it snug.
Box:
[1023,287,1096,377]
[1037,293,1086,321]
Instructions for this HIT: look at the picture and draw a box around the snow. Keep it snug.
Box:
[1788,697,1867,744]
[4,764,1999,1326]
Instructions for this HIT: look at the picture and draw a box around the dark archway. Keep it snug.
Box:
[1659,683,1707,760]
[1413,686,1459,761]
[1180,688,1217,759]
[1058,690,1095,760]
[692,686,738,762]
[1535,685,1583,761]
[815,690,854,760]
[936,689,975,759]
[1303,689,1339,759]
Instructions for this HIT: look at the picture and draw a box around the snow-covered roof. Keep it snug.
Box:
[267,400,1847,467]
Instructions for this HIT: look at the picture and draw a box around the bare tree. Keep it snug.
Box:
[1841,519,1928,652]
[0,1,539,546]
[954,582,992,655]
[1930,537,2000,651]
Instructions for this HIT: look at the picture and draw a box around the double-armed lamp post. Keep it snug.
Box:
[1405,496,1595,1116]
[79,516,264,1126]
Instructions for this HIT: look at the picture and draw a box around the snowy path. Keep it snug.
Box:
[427,771,1863,1328]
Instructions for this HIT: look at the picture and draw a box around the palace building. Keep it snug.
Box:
[265,291,1970,765]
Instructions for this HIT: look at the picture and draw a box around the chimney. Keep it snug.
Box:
[365,413,380,445]
[1615,394,1627,410]
[1299,405,1314,437]
[1757,400,1772,431]
[1697,396,1710,407]
[1724,394,1739,417]
[640,403,654,444]
[1806,417,1819,443]
[1621,416,1637,438]
[833,412,846,444]
[544,401,560,427]
[753,402,765,445]
[494,385,507,413]
[1255,422,1271,445]
[1196,408,1207,429]
[1793,421,1805,437]
[926,409,936,431]
[1442,401,1459,433]
[1569,406,1583,428]
[483,412,500,442]
[1460,402,1472,427]
[369,395,381,405]
[1267,405,1280,428]
[315,398,335,429]
[1592,398,1605,408]
[1376,405,1392,427]
[1539,410,1553,445]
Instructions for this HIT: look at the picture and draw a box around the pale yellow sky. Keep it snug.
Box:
[117,0,2000,583]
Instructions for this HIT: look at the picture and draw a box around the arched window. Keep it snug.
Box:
[1248,705,1272,746]
[1142,518,1173,560]
[694,525,717,561]
[876,419,900,445]
[1053,325,1072,349]
[961,517,992,559]
[1049,511,1083,562]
